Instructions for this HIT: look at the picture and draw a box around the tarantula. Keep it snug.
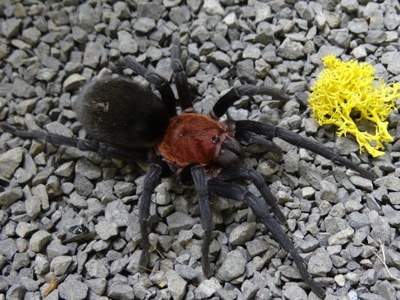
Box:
[1,35,374,298]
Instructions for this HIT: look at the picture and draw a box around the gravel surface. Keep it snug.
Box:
[1,0,400,299]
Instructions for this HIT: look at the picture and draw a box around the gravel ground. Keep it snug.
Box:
[1,0,400,299]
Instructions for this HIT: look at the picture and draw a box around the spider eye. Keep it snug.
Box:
[212,135,220,144]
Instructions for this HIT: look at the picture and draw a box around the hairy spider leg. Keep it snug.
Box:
[191,165,214,278]
[212,85,290,119]
[138,164,163,270]
[0,123,147,161]
[119,57,177,117]
[208,179,326,299]
[216,165,287,224]
[236,120,375,180]
[171,33,192,110]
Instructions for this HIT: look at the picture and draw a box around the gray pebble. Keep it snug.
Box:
[21,27,41,46]
[319,180,338,202]
[19,276,39,292]
[382,205,400,226]
[47,240,70,259]
[15,222,38,238]
[46,175,63,197]
[6,284,25,300]
[55,161,75,177]
[34,254,49,275]
[0,147,24,179]
[58,279,89,300]
[195,277,222,299]
[107,282,134,299]
[95,221,118,240]
[370,215,391,245]
[341,0,359,13]
[381,51,400,75]
[365,30,387,44]
[328,227,354,246]
[175,264,198,281]
[166,212,196,234]
[203,0,224,15]
[294,1,314,21]
[349,176,373,192]
[104,200,129,227]
[348,211,369,229]
[29,230,51,252]
[236,59,257,82]
[0,238,18,259]
[86,259,110,278]
[166,270,187,300]
[13,252,31,270]
[242,45,261,60]
[207,51,231,68]
[216,249,246,281]
[384,12,400,30]
[375,175,400,192]
[114,181,135,198]
[137,2,165,19]
[277,38,304,60]
[74,174,94,197]
[83,42,102,68]
[25,196,41,219]
[85,278,107,296]
[78,3,98,32]
[133,17,156,34]
[283,283,307,300]
[75,158,102,180]
[118,31,138,54]
[36,68,58,81]
[245,238,269,258]
[0,187,23,206]
[63,74,86,92]
[348,18,369,34]
[191,25,210,44]
[308,248,333,276]
[50,255,72,276]
[72,26,88,44]
[229,222,257,246]
[1,18,22,38]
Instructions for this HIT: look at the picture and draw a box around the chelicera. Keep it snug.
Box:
[1,34,374,298]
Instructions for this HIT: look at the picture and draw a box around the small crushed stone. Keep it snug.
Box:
[0,1,399,300]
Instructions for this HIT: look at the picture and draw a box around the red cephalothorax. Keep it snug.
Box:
[158,113,228,168]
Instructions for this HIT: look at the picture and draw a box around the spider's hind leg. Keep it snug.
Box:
[138,163,163,271]
[217,165,286,224]
[208,179,326,299]
[1,123,147,161]
[119,57,177,117]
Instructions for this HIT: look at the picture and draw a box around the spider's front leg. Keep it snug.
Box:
[212,85,290,119]
[208,179,326,299]
[235,120,375,180]
[190,164,214,278]
[170,33,192,111]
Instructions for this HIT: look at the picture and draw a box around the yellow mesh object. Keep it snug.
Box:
[309,54,400,157]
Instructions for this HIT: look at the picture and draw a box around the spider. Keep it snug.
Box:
[1,34,374,298]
